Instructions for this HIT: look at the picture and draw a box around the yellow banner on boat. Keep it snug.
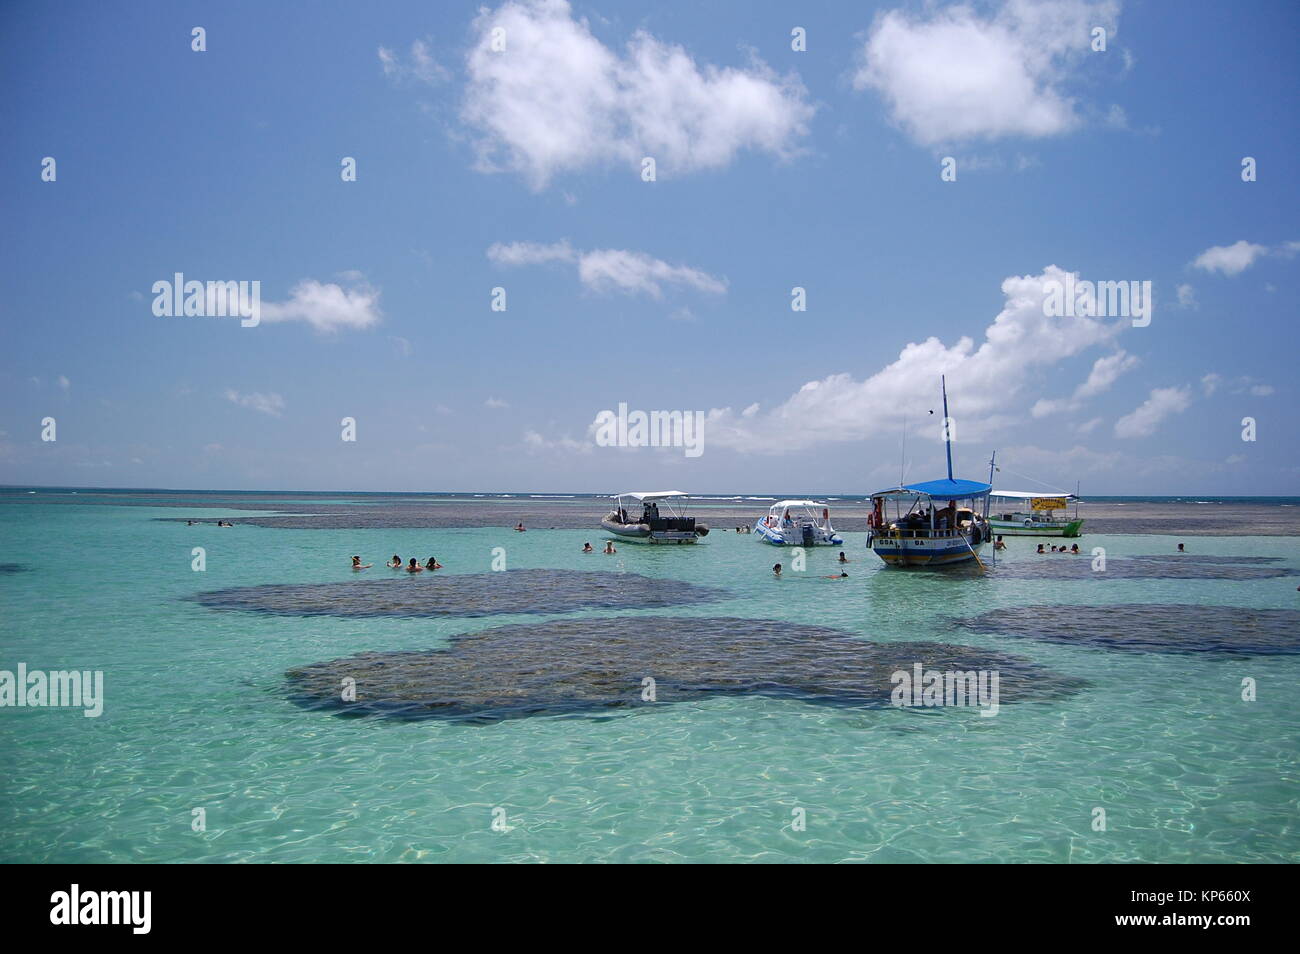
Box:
[1032,497,1067,511]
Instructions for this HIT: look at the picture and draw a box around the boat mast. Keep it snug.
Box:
[941,375,954,481]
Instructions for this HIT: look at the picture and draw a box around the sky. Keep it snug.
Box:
[2,0,1298,495]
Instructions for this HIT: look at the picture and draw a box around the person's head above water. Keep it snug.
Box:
[773,563,782,574]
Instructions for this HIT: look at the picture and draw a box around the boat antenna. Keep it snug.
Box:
[941,375,954,482]
[899,415,907,487]
[988,449,997,486]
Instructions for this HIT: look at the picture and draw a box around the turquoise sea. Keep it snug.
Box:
[1,492,1297,863]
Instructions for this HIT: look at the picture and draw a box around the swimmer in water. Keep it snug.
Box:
[515,522,526,532]
[994,535,1006,550]
[406,558,423,572]
[582,542,593,552]
[352,556,372,570]
[823,572,849,579]
[387,554,401,568]
[773,563,782,577]
[838,551,849,563]
[424,556,442,570]
[604,541,616,554]
[1036,544,1045,554]
[1070,543,1080,553]
[1177,543,1185,552]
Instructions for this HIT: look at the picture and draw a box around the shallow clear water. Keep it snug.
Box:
[1,497,1297,863]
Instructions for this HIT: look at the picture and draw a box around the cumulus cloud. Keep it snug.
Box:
[854,0,1120,146]
[488,240,726,298]
[1190,240,1268,276]
[703,264,1124,453]
[260,278,382,333]
[1113,385,1191,438]
[223,389,285,417]
[461,0,813,188]
[485,397,510,409]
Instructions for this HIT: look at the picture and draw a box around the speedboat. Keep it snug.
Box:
[601,491,709,544]
[754,500,843,546]
[866,377,992,568]
[989,491,1084,537]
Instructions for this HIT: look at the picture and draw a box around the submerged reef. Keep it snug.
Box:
[957,604,1300,656]
[285,615,1087,723]
[190,569,728,619]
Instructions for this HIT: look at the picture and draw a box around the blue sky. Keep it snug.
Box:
[2,0,1298,494]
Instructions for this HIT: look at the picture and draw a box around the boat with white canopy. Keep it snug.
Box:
[988,490,1084,537]
[754,500,843,546]
[600,491,709,544]
[866,378,992,567]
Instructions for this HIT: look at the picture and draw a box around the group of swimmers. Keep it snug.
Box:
[349,555,444,572]
[1037,543,1082,553]
[582,542,618,554]
[186,520,233,527]
[772,551,852,578]
[773,563,849,578]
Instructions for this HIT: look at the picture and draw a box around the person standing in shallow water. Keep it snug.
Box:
[773,563,782,577]
[406,558,423,573]
[1177,543,1186,552]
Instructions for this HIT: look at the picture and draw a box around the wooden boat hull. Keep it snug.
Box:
[989,518,1084,537]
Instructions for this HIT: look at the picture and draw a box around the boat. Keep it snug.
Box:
[601,491,709,544]
[988,490,1084,537]
[754,500,843,546]
[866,377,992,567]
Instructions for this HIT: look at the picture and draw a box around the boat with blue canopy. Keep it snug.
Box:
[866,379,992,568]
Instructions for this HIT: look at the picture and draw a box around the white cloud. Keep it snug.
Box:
[488,240,726,299]
[1175,283,1197,309]
[223,389,285,417]
[486,240,577,266]
[378,39,449,85]
[854,0,1119,146]
[461,0,813,188]
[523,429,593,454]
[705,264,1124,452]
[1203,374,1276,398]
[1191,240,1268,276]
[1033,349,1138,416]
[260,278,382,333]
[485,397,510,409]
[1113,385,1191,438]
[57,375,70,391]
